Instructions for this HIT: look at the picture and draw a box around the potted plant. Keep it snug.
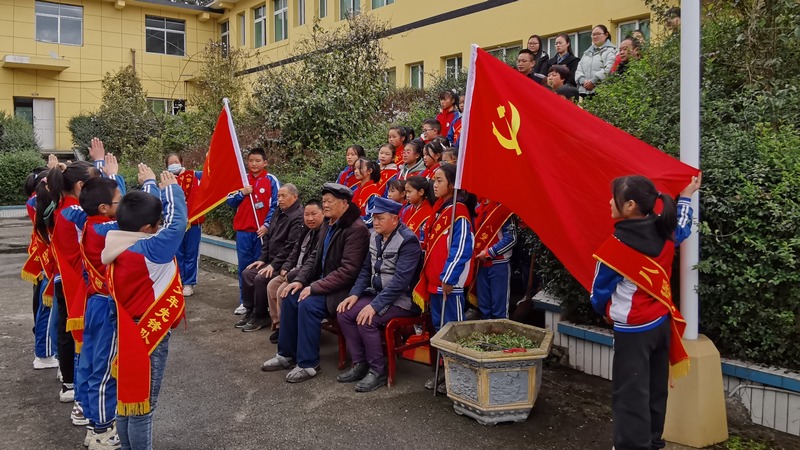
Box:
[430,319,553,425]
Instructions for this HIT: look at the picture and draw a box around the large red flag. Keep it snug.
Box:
[457,46,698,291]
[188,99,249,223]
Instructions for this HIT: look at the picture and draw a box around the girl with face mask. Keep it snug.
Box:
[165,153,203,297]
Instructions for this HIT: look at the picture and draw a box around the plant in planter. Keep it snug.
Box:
[430,319,553,425]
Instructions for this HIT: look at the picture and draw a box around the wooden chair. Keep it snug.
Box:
[320,317,347,370]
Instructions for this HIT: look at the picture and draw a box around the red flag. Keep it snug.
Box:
[457,46,698,291]
[188,100,249,223]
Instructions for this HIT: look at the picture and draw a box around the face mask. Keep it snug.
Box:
[168,164,183,174]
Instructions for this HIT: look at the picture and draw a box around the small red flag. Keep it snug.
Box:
[188,100,249,223]
[457,46,698,291]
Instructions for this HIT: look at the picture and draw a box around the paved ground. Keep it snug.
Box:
[1,216,797,450]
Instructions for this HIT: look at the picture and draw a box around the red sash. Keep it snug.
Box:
[353,180,381,215]
[467,201,513,306]
[21,230,44,284]
[51,227,87,351]
[402,202,433,235]
[394,145,404,166]
[593,236,690,379]
[420,163,442,180]
[378,166,398,191]
[412,198,472,309]
[178,171,204,226]
[108,262,185,416]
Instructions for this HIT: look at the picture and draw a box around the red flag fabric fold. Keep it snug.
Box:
[457,46,698,291]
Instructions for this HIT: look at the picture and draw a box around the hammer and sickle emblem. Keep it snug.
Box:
[492,102,522,156]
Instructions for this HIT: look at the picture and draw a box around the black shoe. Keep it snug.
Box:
[235,312,253,328]
[336,362,369,383]
[355,370,387,393]
[242,317,270,332]
[269,330,279,344]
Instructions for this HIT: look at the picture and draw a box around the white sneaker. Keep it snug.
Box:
[182,285,194,297]
[71,402,89,426]
[33,356,59,369]
[60,384,75,403]
[88,426,120,450]
[234,304,247,315]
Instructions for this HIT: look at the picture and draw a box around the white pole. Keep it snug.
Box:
[680,0,701,341]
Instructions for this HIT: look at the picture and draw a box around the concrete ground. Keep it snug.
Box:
[1,216,797,450]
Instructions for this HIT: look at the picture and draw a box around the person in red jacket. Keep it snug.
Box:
[435,89,461,138]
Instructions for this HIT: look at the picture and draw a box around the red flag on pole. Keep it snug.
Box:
[188,99,249,223]
[456,46,698,291]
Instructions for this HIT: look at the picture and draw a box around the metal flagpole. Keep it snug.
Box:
[679,0,701,340]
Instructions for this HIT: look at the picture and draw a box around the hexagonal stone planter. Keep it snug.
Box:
[430,319,553,426]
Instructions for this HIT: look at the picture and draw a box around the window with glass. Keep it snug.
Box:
[487,44,521,66]
[35,1,83,46]
[618,19,650,43]
[254,6,267,48]
[274,0,288,41]
[319,0,328,18]
[340,0,360,19]
[385,68,396,87]
[220,21,230,56]
[409,64,423,89]
[444,56,462,80]
[238,13,246,46]
[147,98,186,115]
[297,0,306,25]
[371,0,393,9]
[547,30,592,58]
[145,16,185,56]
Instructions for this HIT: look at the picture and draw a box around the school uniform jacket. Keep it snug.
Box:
[474,201,517,266]
[398,159,426,181]
[590,198,693,332]
[226,171,279,232]
[101,185,187,320]
[436,109,461,139]
[420,199,474,294]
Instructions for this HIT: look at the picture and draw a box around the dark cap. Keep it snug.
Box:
[321,182,353,201]
[366,197,403,215]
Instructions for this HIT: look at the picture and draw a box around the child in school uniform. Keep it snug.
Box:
[399,176,434,243]
[441,147,458,166]
[591,174,701,450]
[335,145,366,190]
[376,143,399,196]
[446,95,466,148]
[412,164,475,391]
[386,179,406,205]
[387,126,410,166]
[165,153,203,297]
[351,158,382,224]
[419,138,447,180]
[398,139,426,180]
[435,90,461,138]
[471,198,517,319]
[101,170,187,450]
[420,119,442,144]
[226,148,279,315]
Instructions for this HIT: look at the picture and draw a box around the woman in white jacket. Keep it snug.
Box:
[575,25,617,96]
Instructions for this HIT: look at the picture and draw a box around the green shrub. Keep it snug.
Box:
[0,112,39,153]
[67,113,102,158]
[0,151,45,205]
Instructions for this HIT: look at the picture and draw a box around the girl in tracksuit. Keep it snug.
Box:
[590,174,701,450]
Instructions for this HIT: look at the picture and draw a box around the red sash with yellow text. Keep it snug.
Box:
[21,230,44,284]
[402,202,433,235]
[467,201,513,306]
[378,166,399,192]
[412,199,472,309]
[178,171,204,226]
[593,236,690,379]
[51,237,87,352]
[107,262,185,416]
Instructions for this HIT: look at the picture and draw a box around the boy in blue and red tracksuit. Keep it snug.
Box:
[471,199,517,319]
[101,172,187,450]
[225,148,279,313]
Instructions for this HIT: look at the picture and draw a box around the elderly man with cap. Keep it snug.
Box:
[335,197,422,392]
[261,183,370,382]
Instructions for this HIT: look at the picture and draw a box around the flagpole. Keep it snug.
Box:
[223,98,264,244]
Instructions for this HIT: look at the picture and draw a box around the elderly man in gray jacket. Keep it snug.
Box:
[335,197,423,392]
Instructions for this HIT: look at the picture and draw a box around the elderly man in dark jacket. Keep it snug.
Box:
[335,197,422,392]
[238,184,305,331]
[262,183,370,383]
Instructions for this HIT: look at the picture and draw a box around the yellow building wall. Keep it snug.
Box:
[0,0,218,150]
[216,0,652,87]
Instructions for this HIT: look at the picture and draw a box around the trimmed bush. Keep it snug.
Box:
[0,151,45,205]
[0,112,39,153]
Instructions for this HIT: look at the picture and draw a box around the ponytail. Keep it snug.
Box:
[655,193,677,242]
[612,175,677,241]
[34,161,97,243]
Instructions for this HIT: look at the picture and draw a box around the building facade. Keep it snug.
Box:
[2,0,652,151]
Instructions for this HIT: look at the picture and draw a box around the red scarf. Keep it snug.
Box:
[108,261,185,416]
[177,171,204,225]
[593,236,690,379]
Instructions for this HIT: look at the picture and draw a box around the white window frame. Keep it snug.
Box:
[274,0,288,42]
[340,0,360,19]
[35,1,83,46]
[297,0,306,25]
[409,63,424,89]
[254,6,267,48]
[371,0,394,9]
[546,30,592,59]
[487,44,521,65]
[617,18,650,44]
[444,55,462,80]
[238,13,246,46]
[319,0,328,18]
[147,98,182,115]
[145,16,186,56]
[220,21,230,56]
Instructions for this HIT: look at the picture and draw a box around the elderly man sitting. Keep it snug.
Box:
[261,183,369,383]
[335,197,422,392]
